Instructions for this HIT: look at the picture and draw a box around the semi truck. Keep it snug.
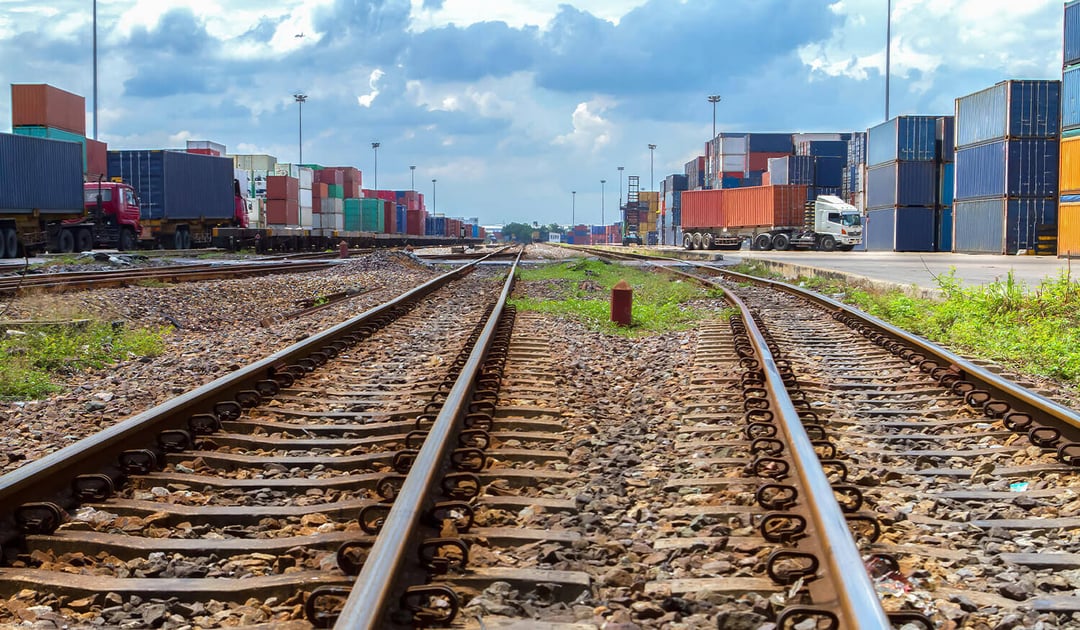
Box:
[680,185,862,251]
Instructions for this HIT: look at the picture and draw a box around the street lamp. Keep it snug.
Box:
[410,165,416,191]
[617,166,624,209]
[885,0,892,121]
[432,179,437,213]
[707,95,721,141]
[648,144,657,192]
[293,93,307,164]
[600,179,606,240]
[372,142,380,193]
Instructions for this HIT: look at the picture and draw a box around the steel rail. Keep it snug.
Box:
[0,253,500,547]
[714,266,1080,441]
[333,251,522,629]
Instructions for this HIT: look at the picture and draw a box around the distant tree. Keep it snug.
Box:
[502,222,536,243]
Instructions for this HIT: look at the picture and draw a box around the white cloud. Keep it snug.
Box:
[552,99,614,152]
[800,0,1061,86]
[357,69,385,108]
[407,0,648,31]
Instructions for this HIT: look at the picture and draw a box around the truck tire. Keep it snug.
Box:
[119,229,137,252]
[691,232,703,250]
[4,229,17,258]
[58,230,75,254]
[702,233,714,250]
[753,233,772,251]
[174,229,190,250]
[772,233,791,251]
[819,235,836,252]
[683,233,693,250]
[76,229,93,252]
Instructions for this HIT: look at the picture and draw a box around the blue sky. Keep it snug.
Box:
[0,0,1066,226]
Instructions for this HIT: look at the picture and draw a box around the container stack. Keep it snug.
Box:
[11,84,89,175]
[767,155,843,199]
[684,156,706,190]
[639,191,659,242]
[706,133,748,188]
[186,140,225,157]
[953,80,1060,254]
[864,115,939,251]
[266,175,299,226]
[405,192,426,235]
[298,167,313,228]
[319,168,346,230]
[935,116,956,251]
[86,138,107,182]
[662,174,688,245]
[231,154,276,200]
[843,132,867,212]
[1061,1,1080,256]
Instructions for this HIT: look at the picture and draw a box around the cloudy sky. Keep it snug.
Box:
[0,0,1066,226]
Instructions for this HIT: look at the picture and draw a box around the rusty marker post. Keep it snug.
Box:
[611,279,632,327]
[339,240,349,259]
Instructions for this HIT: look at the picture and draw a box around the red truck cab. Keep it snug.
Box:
[82,181,142,250]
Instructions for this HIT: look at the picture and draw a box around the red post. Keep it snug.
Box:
[611,280,632,327]
[339,240,349,259]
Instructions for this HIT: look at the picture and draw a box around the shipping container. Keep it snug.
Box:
[86,138,107,179]
[1064,65,1080,130]
[1062,136,1080,194]
[866,161,938,209]
[312,182,329,199]
[953,197,1057,254]
[684,156,706,189]
[748,152,790,172]
[939,162,955,207]
[954,139,1059,200]
[266,199,299,225]
[791,133,847,144]
[13,126,86,172]
[847,132,867,165]
[328,184,344,199]
[344,198,362,231]
[796,140,847,158]
[680,185,809,229]
[299,188,313,208]
[868,116,938,166]
[1060,201,1080,255]
[768,156,814,185]
[747,133,793,153]
[266,176,299,200]
[937,116,956,162]
[664,174,688,191]
[864,207,935,252]
[107,150,234,221]
[937,207,953,252]
[361,198,385,232]
[232,154,277,171]
[406,209,426,235]
[274,163,300,178]
[1069,1,1080,67]
[955,80,1060,148]
[299,167,313,189]
[186,140,225,155]
[0,133,83,212]
[384,200,396,233]
[317,169,344,186]
[11,84,86,135]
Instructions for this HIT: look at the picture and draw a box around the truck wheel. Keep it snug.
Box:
[4,229,17,258]
[691,232,703,250]
[76,229,93,252]
[772,233,791,251]
[174,229,190,250]
[702,233,714,250]
[753,233,772,251]
[119,229,137,252]
[58,230,75,253]
[820,235,836,252]
[682,233,693,250]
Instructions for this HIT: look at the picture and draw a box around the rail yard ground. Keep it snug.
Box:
[0,244,1079,628]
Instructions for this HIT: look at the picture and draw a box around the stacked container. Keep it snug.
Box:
[298,167,313,228]
[639,191,659,241]
[706,133,748,188]
[318,169,346,230]
[936,117,956,251]
[12,84,88,174]
[767,155,843,198]
[266,175,299,225]
[684,156,706,190]
[864,116,940,251]
[186,140,225,157]
[662,174,688,245]
[953,80,1060,254]
[844,132,867,212]
[1061,1,1080,256]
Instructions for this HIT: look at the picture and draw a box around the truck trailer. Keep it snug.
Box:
[680,185,862,251]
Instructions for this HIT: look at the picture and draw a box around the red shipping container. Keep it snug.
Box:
[406,209,425,235]
[762,172,771,186]
[747,152,790,172]
[721,171,744,178]
[376,190,395,201]
[267,176,299,200]
[383,201,396,233]
[11,84,86,135]
[326,166,361,186]
[312,197,323,213]
[312,182,329,198]
[187,148,221,157]
[680,185,808,230]
[267,199,299,225]
[345,182,362,198]
[86,138,107,179]
[317,169,344,186]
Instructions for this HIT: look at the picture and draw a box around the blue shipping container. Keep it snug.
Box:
[664,174,688,191]
[747,133,793,153]
[108,150,234,221]
[865,207,935,251]
[953,198,1057,254]
[808,187,842,200]
[743,171,764,187]
[954,139,1059,200]
[720,177,743,189]
[768,155,815,185]
[868,116,938,166]
[0,133,84,213]
[1063,65,1080,130]
[12,126,87,172]
[847,132,867,165]
[955,80,1060,148]
[798,140,847,158]
[396,204,406,234]
[1066,0,1080,68]
[866,161,937,209]
[937,207,953,252]
[939,162,955,207]
[937,116,955,162]
[814,157,844,187]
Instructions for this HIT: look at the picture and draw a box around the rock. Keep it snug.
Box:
[714,611,767,630]
[601,568,635,587]
[998,581,1035,601]
[630,600,666,620]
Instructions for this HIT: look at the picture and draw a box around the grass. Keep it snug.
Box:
[0,321,171,400]
[739,265,1080,387]
[510,259,723,335]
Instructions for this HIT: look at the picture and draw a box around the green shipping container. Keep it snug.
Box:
[344,198,362,231]
[329,184,344,199]
[14,125,87,172]
[361,198,384,232]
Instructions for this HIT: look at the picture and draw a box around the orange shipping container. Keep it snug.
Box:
[267,176,299,200]
[11,84,86,135]
[1061,137,1080,195]
[680,185,809,230]
[267,199,299,225]
[1060,203,1080,256]
[86,138,107,179]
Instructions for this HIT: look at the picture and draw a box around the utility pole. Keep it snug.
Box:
[617,166,625,208]
[707,95,721,140]
[885,0,891,121]
[93,0,98,140]
[372,142,380,192]
[293,93,307,164]
[410,165,416,191]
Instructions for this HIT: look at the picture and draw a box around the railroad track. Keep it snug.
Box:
[0,260,335,295]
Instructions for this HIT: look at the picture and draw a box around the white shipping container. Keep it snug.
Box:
[299,188,313,207]
[274,162,300,178]
[319,212,344,231]
[300,206,313,229]
[231,154,277,171]
[326,198,345,214]
[791,133,843,144]
[720,154,747,172]
[299,167,313,189]
[720,137,747,154]
[188,140,226,155]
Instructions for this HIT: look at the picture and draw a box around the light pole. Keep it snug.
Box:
[372,142,380,193]
[885,0,891,121]
[410,165,416,191]
[571,191,576,229]
[617,166,625,209]
[648,144,657,192]
[600,180,606,240]
[707,95,721,141]
[293,93,307,164]
[431,179,437,213]
[93,0,98,140]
